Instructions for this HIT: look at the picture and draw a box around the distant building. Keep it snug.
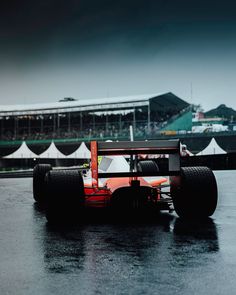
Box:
[192,110,228,133]
[192,111,204,121]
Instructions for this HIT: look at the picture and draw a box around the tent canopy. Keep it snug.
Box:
[197,138,227,155]
[67,142,91,159]
[3,141,38,159]
[39,142,66,158]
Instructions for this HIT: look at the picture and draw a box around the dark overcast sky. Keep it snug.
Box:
[1,0,236,110]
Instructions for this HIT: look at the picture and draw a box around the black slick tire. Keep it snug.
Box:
[171,166,217,219]
[45,170,85,224]
[137,160,159,174]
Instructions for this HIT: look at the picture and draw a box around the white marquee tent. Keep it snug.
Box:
[3,141,38,159]
[197,138,227,155]
[39,141,66,158]
[67,142,91,159]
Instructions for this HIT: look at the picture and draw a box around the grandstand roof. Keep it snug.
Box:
[0,92,187,117]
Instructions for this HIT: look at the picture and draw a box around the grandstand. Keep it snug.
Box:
[0,92,190,142]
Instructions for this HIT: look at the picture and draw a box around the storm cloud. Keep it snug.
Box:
[1,0,236,110]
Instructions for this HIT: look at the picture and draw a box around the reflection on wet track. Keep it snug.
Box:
[0,171,236,294]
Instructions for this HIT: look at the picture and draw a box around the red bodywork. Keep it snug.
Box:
[84,141,167,208]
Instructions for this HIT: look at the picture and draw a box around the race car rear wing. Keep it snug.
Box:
[91,140,180,187]
[97,140,180,155]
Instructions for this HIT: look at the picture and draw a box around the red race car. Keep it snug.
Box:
[33,140,218,223]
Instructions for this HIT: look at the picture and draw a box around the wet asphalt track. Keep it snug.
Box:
[0,171,236,295]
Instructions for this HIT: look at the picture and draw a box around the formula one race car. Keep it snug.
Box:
[33,140,218,223]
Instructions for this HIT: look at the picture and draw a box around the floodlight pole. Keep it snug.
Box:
[129,125,138,182]
[147,103,151,133]
[129,125,134,141]
[133,108,136,132]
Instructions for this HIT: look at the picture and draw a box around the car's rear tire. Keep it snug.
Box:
[45,170,85,223]
[137,160,159,174]
[33,164,52,203]
[171,166,217,219]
